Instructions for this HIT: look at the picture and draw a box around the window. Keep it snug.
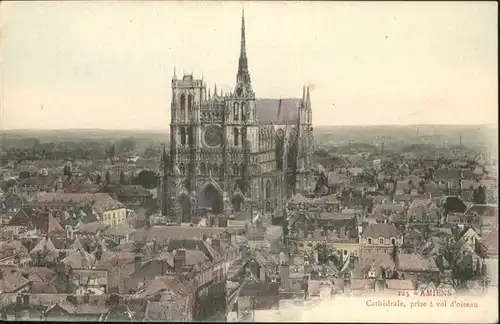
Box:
[234,128,240,146]
[241,128,247,145]
[233,102,239,121]
[180,128,186,145]
[367,238,372,245]
[379,238,384,245]
[343,250,348,256]
[241,102,247,121]
[187,94,193,110]
[180,93,186,110]
[391,238,396,245]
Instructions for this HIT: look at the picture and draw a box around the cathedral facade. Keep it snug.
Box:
[159,11,314,223]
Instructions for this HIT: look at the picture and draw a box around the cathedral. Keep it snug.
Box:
[159,10,315,223]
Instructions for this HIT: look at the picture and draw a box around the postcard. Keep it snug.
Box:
[0,1,497,323]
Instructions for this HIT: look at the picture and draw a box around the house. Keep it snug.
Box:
[359,223,403,253]
[35,192,127,228]
[395,252,440,282]
[2,193,25,214]
[0,240,30,266]
[127,240,226,321]
[18,176,58,195]
[0,268,31,293]
[92,194,126,228]
[109,185,153,208]
[456,227,481,250]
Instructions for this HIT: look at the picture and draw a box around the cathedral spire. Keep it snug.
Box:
[306,86,311,108]
[172,66,177,80]
[235,8,253,96]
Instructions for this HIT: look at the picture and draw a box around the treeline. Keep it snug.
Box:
[1,137,165,163]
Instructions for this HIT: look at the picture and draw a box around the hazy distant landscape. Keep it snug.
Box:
[0,124,497,156]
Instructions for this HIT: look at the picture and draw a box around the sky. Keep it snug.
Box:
[0,1,498,130]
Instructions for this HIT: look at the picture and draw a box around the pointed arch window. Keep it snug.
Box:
[200,163,206,175]
[241,128,247,145]
[233,102,239,121]
[240,163,246,178]
[241,102,247,122]
[233,163,239,176]
[179,164,186,175]
[212,164,219,177]
[234,128,240,146]
[180,128,186,146]
[188,94,193,111]
[180,93,186,111]
[188,126,194,146]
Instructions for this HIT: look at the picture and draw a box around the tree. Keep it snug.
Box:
[95,174,102,185]
[63,165,71,176]
[473,185,487,204]
[19,171,30,179]
[117,138,136,156]
[313,149,330,158]
[109,144,116,164]
[134,170,158,189]
[143,146,159,159]
[105,171,111,185]
[119,171,126,185]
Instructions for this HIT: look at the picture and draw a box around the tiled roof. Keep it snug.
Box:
[92,194,124,214]
[361,223,401,239]
[21,266,55,283]
[76,221,108,234]
[0,268,31,293]
[397,253,439,272]
[464,204,498,217]
[373,203,405,214]
[255,98,301,125]
[48,213,65,234]
[130,226,226,243]
[61,250,96,269]
[29,237,58,261]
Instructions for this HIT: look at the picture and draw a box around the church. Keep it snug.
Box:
[159,10,315,223]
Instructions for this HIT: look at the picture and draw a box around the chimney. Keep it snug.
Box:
[279,262,290,291]
[134,254,142,271]
[212,238,221,255]
[174,249,186,272]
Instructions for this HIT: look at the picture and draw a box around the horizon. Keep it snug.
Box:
[2,122,498,133]
[1,2,498,129]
